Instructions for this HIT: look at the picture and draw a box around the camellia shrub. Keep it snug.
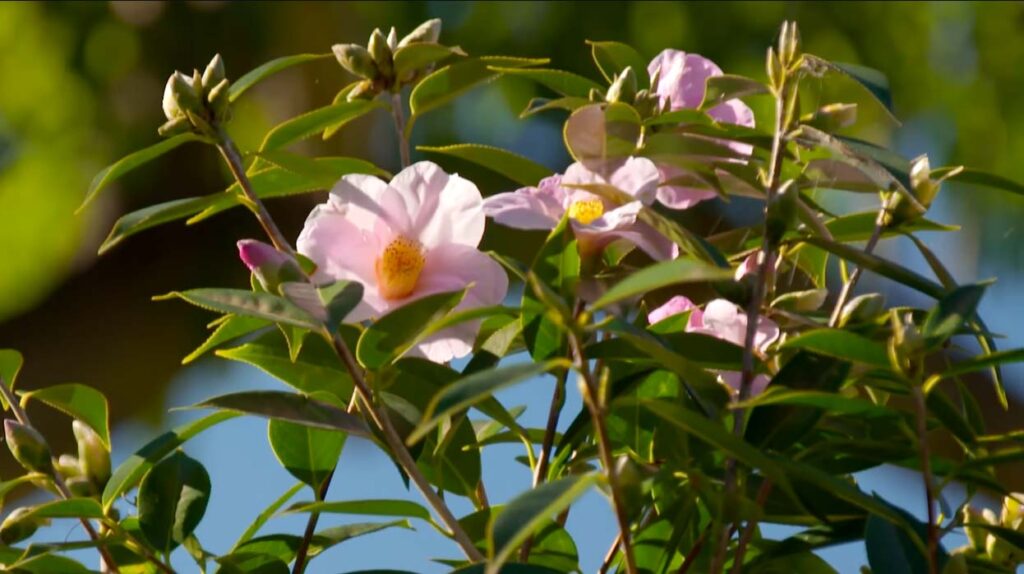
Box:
[4,17,1024,574]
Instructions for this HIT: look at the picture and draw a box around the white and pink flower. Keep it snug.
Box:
[647,49,756,210]
[296,161,508,363]
[648,295,779,397]
[482,157,676,260]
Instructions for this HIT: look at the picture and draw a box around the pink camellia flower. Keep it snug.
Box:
[482,157,676,260]
[296,161,508,363]
[648,295,779,397]
[647,49,756,210]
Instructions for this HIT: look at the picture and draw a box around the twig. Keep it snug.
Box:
[912,386,939,574]
[215,132,483,562]
[390,92,411,169]
[730,479,775,574]
[678,524,712,574]
[598,532,624,574]
[0,381,122,573]
[291,470,334,574]
[567,329,638,574]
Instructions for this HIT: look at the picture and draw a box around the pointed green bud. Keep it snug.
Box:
[162,71,200,121]
[332,43,377,79]
[387,27,399,51]
[346,79,377,101]
[56,454,82,479]
[5,420,53,474]
[73,420,110,488]
[0,508,44,545]
[157,116,192,138]
[399,18,442,48]
[192,69,205,99]
[368,28,394,79]
[838,293,886,327]
[202,53,226,90]
[207,78,231,123]
[891,311,924,358]
[606,66,638,104]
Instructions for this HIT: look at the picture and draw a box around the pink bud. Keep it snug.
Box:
[237,239,286,271]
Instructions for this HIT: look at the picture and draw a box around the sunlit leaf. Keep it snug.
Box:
[79,133,201,211]
[418,143,552,187]
[261,100,385,151]
[156,288,322,330]
[22,383,110,448]
[189,390,369,436]
[587,40,649,87]
[0,348,24,410]
[488,67,603,98]
[782,329,889,368]
[231,482,305,551]
[591,258,733,310]
[284,499,432,523]
[229,53,332,102]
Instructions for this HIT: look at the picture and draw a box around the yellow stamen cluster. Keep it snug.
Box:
[567,199,605,225]
[375,236,425,300]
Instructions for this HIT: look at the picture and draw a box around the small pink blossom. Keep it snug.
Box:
[648,296,779,397]
[647,50,756,210]
[482,157,677,260]
[237,239,289,272]
[297,161,508,363]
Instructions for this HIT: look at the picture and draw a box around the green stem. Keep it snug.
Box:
[390,91,411,169]
[827,196,890,327]
[912,386,939,574]
[291,470,334,574]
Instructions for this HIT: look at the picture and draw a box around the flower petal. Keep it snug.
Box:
[719,371,771,397]
[700,298,780,352]
[482,175,565,231]
[656,164,719,210]
[296,204,386,321]
[649,50,723,111]
[328,173,411,241]
[708,98,755,129]
[390,161,486,249]
[648,295,704,328]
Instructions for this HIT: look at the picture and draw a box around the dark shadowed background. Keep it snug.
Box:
[1,2,1022,572]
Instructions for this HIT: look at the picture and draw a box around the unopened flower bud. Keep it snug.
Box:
[368,28,394,79]
[0,508,44,544]
[838,293,886,327]
[779,21,801,67]
[386,27,399,51]
[157,116,192,138]
[1001,493,1024,530]
[67,475,98,498]
[73,420,110,488]
[5,420,53,474]
[207,78,231,123]
[162,71,200,121]
[237,240,304,293]
[891,311,924,358]
[202,54,226,90]
[56,454,82,479]
[399,18,442,48]
[332,44,378,79]
[346,79,377,102]
[605,66,638,104]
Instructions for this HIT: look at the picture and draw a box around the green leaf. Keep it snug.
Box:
[701,74,769,109]
[216,331,353,398]
[519,96,590,118]
[138,451,212,554]
[942,348,1024,379]
[487,474,599,574]
[189,390,369,436]
[745,352,851,450]
[0,348,24,410]
[231,483,305,550]
[393,43,466,78]
[782,329,889,368]
[587,40,649,87]
[307,520,413,557]
[455,565,566,574]
[19,498,104,521]
[488,67,603,98]
[591,258,733,310]
[98,196,214,254]
[156,289,322,330]
[79,133,201,211]
[934,166,1024,197]
[737,390,891,417]
[801,236,945,298]
[103,412,237,509]
[922,283,988,345]
[408,359,568,445]
[261,100,385,151]
[229,53,332,102]
[805,56,898,123]
[22,383,110,448]
[408,56,549,133]
[216,553,290,574]
[417,144,552,187]
[284,499,432,523]
[564,102,642,163]
[320,281,365,333]
[184,315,271,364]
[356,289,466,370]
[268,392,346,488]
[522,215,579,362]
[865,501,948,574]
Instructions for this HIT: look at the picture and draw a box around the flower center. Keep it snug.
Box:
[375,236,425,300]
[567,199,604,225]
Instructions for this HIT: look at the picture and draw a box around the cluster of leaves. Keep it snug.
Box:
[4,17,1024,574]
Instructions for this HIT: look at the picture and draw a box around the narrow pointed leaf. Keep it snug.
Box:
[229,53,332,102]
[22,383,111,448]
[356,289,466,370]
[232,482,305,550]
[592,258,733,310]
[189,390,369,436]
[487,67,603,98]
[156,289,322,330]
[0,348,24,409]
[284,499,432,522]
[261,100,385,151]
[80,133,201,211]
[418,144,552,187]
[782,329,889,368]
[587,40,649,87]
